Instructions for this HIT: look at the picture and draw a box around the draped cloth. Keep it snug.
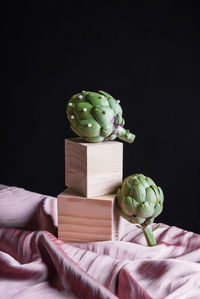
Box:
[0,186,200,298]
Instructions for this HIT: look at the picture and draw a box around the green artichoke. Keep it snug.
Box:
[66,90,135,143]
[117,174,164,246]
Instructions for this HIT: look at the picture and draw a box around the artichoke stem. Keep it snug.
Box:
[142,225,157,246]
[115,126,135,143]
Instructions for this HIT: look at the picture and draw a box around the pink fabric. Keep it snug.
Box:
[0,187,200,298]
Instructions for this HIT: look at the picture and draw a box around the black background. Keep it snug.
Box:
[1,1,200,233]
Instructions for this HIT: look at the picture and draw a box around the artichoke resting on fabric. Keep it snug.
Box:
[66,90,135,143]
[117,174,164,246]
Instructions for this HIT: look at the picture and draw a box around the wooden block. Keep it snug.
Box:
[57,188,124,242]
[65,138,123,197]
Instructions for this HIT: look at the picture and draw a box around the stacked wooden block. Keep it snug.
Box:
[57,138,124,242]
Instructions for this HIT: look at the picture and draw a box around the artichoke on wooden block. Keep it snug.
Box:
[66,90,135,143]
[117,174,164,246]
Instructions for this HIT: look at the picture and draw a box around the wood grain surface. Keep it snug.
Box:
[57,188,124,242]
[65,138,123,197]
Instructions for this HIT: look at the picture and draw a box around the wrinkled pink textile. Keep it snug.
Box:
[0,187,200,298]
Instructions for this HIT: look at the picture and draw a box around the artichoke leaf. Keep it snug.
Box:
[79,119,101,137]
[137,202,154,218]
[100,123,113,137]
[121,118,125,126]
[130,184,146,203]
[86,92,109,106]
[121,196,137,216]
[127,175,140,186]
[130,197,140,214]
[92,106,115,126]
[146,187,157,205]
[98,90,113,98]
[74,93,86,102]
[145,217,154,225]
[121,181,132,196]
[117,188,122,199]
[152,203,163,217]
[70,125,83,137]
[114,113,123,125]
[76,102,93,111]
[117,194,123,207]
[84,136,104,142]
[67,112,79,127]
[118,209,143,224]
[106,133,116,141]
[74,109,93,120]
[150,185,160,201]
[145,176,156,187]
[69,94,80,101]
[137,174,149,188]
[107,97,121,115]
[157,187,164,204]
[121,175,132,188]
[135,216,146,224]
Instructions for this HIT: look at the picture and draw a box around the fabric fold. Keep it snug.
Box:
[0,186,200,298]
